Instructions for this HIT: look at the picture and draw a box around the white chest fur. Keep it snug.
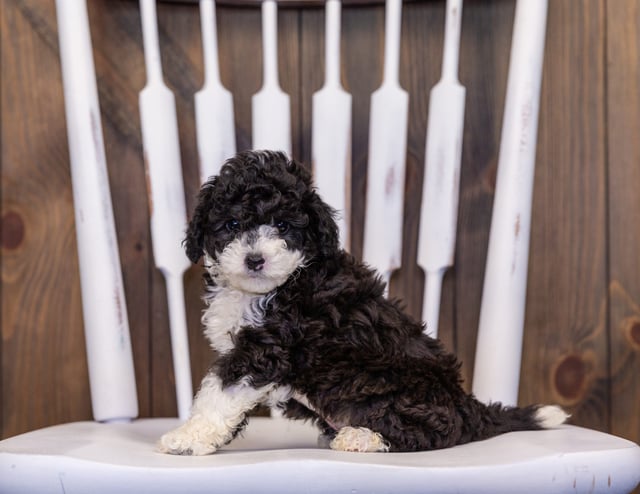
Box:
[202,286,272,355]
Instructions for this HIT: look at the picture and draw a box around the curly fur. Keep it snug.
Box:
[159,150,566,455]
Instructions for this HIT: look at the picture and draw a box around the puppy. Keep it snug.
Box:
[159,150,566,455]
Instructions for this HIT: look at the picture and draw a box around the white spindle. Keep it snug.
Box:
[312,0,352,250]
[55,0,138,422]
[139,0,193,420]
[472,0,549,406]
[196,0,236,184]
[252,0,291,155]
[417,0,466,338]
[362,0,409,292]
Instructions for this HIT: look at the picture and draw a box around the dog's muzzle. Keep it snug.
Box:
[245,254,266,272]
[208,225,304,294]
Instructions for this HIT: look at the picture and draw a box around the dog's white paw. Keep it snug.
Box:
[157,417,222,456]
[330,426,390,453]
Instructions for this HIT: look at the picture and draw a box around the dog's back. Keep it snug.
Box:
[260,249,567,452]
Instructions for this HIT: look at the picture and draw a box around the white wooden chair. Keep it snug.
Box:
[1,0,639,493]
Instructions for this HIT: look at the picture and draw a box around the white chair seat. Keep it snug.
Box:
[1,417,639,494]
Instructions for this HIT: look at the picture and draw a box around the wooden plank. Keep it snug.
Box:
[341,5,382,262]
[217,6,262,152]
[173,0,390,6]
[519,0,608,431]
[1,0,92,436]
[606,0,640,443]
[277,8,302,157]
[300,8,324,165]
[451,1,514,389]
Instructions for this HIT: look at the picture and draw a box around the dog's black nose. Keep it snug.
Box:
[245,254,265,272]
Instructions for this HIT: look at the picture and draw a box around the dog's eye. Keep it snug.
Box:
[225,219,240,232]
[275,220,290,234]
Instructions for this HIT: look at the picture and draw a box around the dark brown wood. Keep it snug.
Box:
[341,4,383,262]
[520,0,609,431]
[167,0,392,7]
[606,0,640,444]
[2,0,640,456]
[217,6,262,152]
[451,0,514,389]
[1,0,92,435]
[299,7,324,166]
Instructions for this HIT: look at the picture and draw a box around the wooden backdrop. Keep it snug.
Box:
[1,0,639,452]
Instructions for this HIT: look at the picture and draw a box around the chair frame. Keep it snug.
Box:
[1,1,639,493]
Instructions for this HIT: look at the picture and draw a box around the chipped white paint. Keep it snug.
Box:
[417,0,465,338]
[252,0,291,155]
[2,418,639,492]
[55,0,138,423]
[362,0,409,293]
[472,0,549,406]
[195,0,236,184]
[312,0,352,250]
[139,0,193,420]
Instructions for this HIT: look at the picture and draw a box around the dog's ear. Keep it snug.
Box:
[184,183,216,264]
[306,190,340,259]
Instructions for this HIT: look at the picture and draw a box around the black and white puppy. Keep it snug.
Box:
[158,150,566,455]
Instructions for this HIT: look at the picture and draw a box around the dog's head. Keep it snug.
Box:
[185,150,339,294]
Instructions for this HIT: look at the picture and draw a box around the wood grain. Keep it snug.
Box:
[2,0,640,452]
[519,0,609,432]
[606,0,640,442]
[1,0,92,435]
[340,5,383,263]
[452,0,514,389]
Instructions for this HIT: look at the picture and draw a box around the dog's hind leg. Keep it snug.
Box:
[329,426,390,453]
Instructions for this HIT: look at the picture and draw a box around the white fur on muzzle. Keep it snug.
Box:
[206,225,305,294]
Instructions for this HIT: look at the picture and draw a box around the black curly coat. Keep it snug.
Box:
[185,150,546,452]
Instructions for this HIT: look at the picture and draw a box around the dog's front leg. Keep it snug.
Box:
[158,372,266,455]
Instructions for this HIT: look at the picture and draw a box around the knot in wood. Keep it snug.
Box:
[553,354,587,403]
[1,211,25,250]
[624,317,640,350]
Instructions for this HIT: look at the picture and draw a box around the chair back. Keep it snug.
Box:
[56,0,547,422]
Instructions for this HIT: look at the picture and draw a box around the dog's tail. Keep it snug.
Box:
[461,396,568,443]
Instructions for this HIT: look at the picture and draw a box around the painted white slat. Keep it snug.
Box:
[139,0,193,420]
[252,0,291,155]
[472,0,549,406]
[55,0,138,422]
[362,0,409,292]
[417,0,466,338]
[196,0,236,184]
[312,0,352,250]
